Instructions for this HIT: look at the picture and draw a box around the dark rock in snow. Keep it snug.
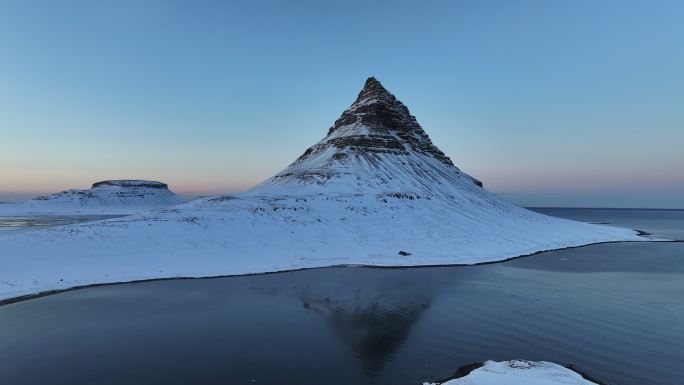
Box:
[92,180,169,189]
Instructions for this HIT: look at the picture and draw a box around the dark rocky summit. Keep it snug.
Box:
[295,77,454,166]
[255,77,486,193]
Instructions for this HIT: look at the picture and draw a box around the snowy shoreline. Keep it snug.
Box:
[0,236,661,306]
[0,189,654,304]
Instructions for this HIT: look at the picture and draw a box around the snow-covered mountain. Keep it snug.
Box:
[0,78,648,302]
[0,180,185,215]
[251,77,482,195]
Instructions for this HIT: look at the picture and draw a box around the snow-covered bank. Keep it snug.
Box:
[0,180,185,215]
[0,78,654,303]
[0,191,650,302]
[424,360,602,385]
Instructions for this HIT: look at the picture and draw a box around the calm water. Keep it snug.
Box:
[531,207,684,241]
[0,215,122,234]
[0,209,682,385]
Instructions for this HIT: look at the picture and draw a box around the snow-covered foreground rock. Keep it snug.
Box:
[0,78,648,302]
[424,360,601,385]
[0,180,185,215]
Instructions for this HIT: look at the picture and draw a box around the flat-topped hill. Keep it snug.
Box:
[0,179,184,215]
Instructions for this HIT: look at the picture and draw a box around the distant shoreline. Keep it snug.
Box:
[528,207,684,211]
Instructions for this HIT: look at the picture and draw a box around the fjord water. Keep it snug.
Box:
[0,215,122,233]
[531,207,684,241]
[0,209,682,385]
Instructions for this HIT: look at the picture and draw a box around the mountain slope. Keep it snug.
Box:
[0,180,185,215]
[0,78,647,302]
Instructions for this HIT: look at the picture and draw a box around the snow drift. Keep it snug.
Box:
[0,77,646,302]
[424,360,601,385]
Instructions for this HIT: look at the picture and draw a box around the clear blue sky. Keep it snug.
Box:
[1,0,683,207]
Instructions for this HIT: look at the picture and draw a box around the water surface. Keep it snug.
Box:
[0,215,122,234]
[0,209,682,385]
[531,207,684,240]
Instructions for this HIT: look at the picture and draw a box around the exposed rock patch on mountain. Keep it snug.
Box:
[90,180,170,189]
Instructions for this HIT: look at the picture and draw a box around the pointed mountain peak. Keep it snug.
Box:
[364,76,380,86]
[319,78,452,165]
[249,77,479,194]
[252,77,447,172]
[355,76,394,105]
[329,77,411,135]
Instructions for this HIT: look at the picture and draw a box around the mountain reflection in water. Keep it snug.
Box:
[297,270,441,374]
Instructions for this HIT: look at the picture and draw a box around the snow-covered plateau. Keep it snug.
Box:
[424,360,602,385]
[0,180,185,215]
[0,77,652,302]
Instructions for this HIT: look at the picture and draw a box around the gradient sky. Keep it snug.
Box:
[1,0,683,207]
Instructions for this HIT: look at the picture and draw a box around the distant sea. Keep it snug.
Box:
[529,207,684,240]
